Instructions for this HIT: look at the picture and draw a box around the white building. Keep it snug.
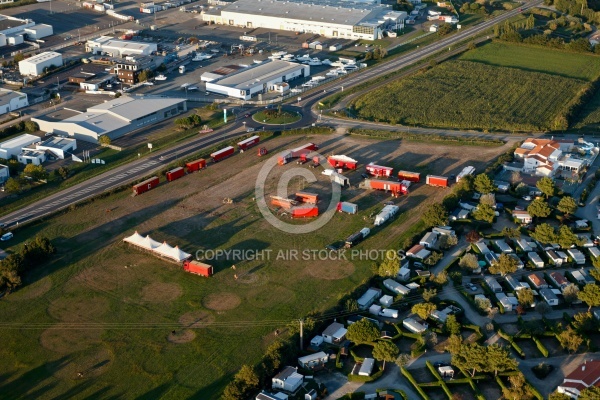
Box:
[272,366,303,392]
[18,52,63,76]
[383,278,410,296]
[0,88,28,115]
[23,24,53,40]
[403,317,427,334]
[297,352,328,369]
[86,36,158,57]
[206,60,309,100]
[17,149,45,165]
[322,322,347,344]
[0,164,8,183]
[357,287,382,310]
[17,136,77,165]
[0,133,39,160]
[0,15,52,48]
[358,358,375,376]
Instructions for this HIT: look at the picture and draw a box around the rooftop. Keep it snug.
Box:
[0,15,29,32]
[323,321,344,336]
[0,133,39,149]
[38,136,76,149]
[212,60,307,90]
[20,51,62,65]
[0,88,26,107]
[87,36,156,51]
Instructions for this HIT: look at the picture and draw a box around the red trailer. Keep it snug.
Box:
[211,146,235,162]
[166,167,185,182]
[362,179,408,196]
[366,163,393,178]
[237,135,260,151]
[183,259,214,277]
[133,176,159,195]
[279,143,319,165]
[328,155,358,170]
[271,195,297,209]
[398,171,421,183]
[426,175,449,187]
[295,191,319,204]
[186,158,206,173]
[291,205,319,218]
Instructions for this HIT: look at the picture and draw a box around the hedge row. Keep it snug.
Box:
[347,369,384,382]
[425,361,453,399]
[401,367,430,400]
[498,329,526,358]
[532,336,549,358]
[348,128,505,147]
[455,366,486,400]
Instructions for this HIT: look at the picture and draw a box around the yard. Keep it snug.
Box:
[0,133,517,399]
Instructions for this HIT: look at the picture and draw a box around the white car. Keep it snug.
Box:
[187,86,199,91]
[143,81,154,86]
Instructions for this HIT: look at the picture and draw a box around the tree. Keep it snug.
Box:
[453,342,488,377]
[517,288,534,307]
[4,177,20,193]
[466,230,481,244]
[411,302,437,320]
[99,135,111,145]
[563,284,580,305]
[137,69,154,82]
[474,173,495,194]
[223,364,259,400]
[459,253,479,271]
[438,234,458,249]
[502,373,534,400]
[430,271,448,285]
[527,198,551,218]
[346,318,380,344]
[473,204,495,223]
[422,203,448,227]
[548,392,572,400]
[572,312,599,333]
[557,327,583,353]
[24,120,38,132]
[13,53,24,62]
[424,331,438,348]
[486,344,518,376]
[536,177,556,198]
[578,283,600,312]
[475,297,491,311]
[373,340,399,369]
[378,257,400,277]
[445,334,462,355]
[444,314,461,336]
[395,353,411,368]
[422,288,437,302]
[468,41,477,50]
[489,253,519,276]
[557,225,582,249]
[530,223,557,244]
[579,387,600,400]
[23,164,48,181]
[480,193,496,207]
[501,227,521,240]
[345,299,359,312]
[424,251,443,266]
[57,166,69,180]
[535,302,551,316]
[557,196,577,216]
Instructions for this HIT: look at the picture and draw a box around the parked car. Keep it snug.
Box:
[1,232,13,241]
[467,283,477,291]
[523,196,532,201]
[244,113,250,118]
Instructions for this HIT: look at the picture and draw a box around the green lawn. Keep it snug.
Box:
[459,41,600,81]
[252,110,301,125]
[573,88,600,131]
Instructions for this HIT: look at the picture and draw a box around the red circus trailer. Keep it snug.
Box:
[237,135,260,151]
[398,170,421,183]
[186,158,206,173]
[211,146,235,162]
[183,260,214,277]
[426,175,449,187]
[278,142,319,165]
[291,206,319,218]
[328,155,358,170]
[133,176,159,195]
[295,191,319,204]
[366,163,393,178]
[166,167,185,182]
[271,195,297,210]
[362,179,408,196]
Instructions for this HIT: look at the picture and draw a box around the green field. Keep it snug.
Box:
[252,110,301,125]
[574,88,600,130]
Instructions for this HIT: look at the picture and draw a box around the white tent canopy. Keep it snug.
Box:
[123,232,190,262]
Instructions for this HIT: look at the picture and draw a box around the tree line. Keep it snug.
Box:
[0,236,55,292]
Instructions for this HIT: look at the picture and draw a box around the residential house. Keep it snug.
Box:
[528,273,548,289]
[547,249,567,266]
[419,232,438,249]
[496,293,515,312]
[514,138,562,176]
[407,244,431,260]
[557,360,600,398]
[357,287,382,310]
[450,208,469,220]
[508,253,525,269]
[528,252,544,268]
[485,252,499,267]
[358,358,375,376]
[310,335,323,347]
[383,278,410,296]
[369,304,382,316]
[548,271,569,291]
[397,265,411,282]
[272,366,303,392]
[579,269,596,284]
[516,238,533,252]
[298,352,328,369]
[568,249,586,265]
[432,226,455,236]
[305,389,317,400]
[474,241,490,254]
[539,288,559,306]
[513,210,532,224]
[494,239,513,254]
[256,391,289,400]
[485,276,502,293]
[505,275,527,291]
[579,236,594,248]
[403,318,427,334]
[570,270,588,285]
[431,307,457,324]
[494,180,510,193]
[322,322,347,344]
[380,295,393,307]
[588,247,600,260]
[459,201,477,211]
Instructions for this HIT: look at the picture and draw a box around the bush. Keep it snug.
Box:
[532,336,549,357]
[531,362,554,379]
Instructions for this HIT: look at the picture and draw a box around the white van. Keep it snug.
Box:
[1,232,13,241]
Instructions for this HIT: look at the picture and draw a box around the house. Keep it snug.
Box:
[508,253,525,269]
[357,287,382,310]
[505,275,527,291]
[439,366,454,378]
[557,360,600,398]
[369,304,382,316]
[407,244,431,260]
[322,322,347,344]
[272,366,303,392]
[579,270,596,284]
[516,238,533,252]
[403,318,427,334]
[431,309,452,323]
[256,391,289,400]
[539,289,558,306]
[528,273,548,289]
[474,241,490,254]
[433,226,456,237]
[548,271,569,290]
[528,252,544,268]
[419,232,438,249]
[298,352,328,369]
[570,270,588,285]
[547,249,567,266]
[383,279,410,296]
[588,247,600,260]
[575,220,589,229]
[494,180,510,193]
[513,210,532,224]
[579,235,594,248]
[397,265,411,282]
[485,252,499,267]
[380,295,394,307]
[310,335,324,347]
[485,276,502,293]
[514,138,563,177]
[495,239,513,254]
[496,293,514,312]
[568,249,586,265]
[450,208,470,220]
[359,358,375,376]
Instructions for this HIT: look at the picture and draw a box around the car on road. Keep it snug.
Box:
[1,232,13,241]
[467,283,477,291]
[144,82,155,86]
[244,114,250,118]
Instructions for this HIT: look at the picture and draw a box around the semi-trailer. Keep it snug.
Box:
[271,195,297,209]
[211,146,235,162]
[185,158,206,172]
[397,171,421,183]
[237,135,260,151]
[133,176,159,195]
[328,155,358,170]
[374,205,400,226]
[361,179,408,196]
[291,205,319,218]
[296,192,319,204]
[366,163,393,178]
[183,260,214,277]
[426,175,449,187]
[166,167,185,182]
[337,201,358,214]
[345,227,371,248]
[278,143,319,165]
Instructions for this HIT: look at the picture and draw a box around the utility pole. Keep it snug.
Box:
[299,319,304,351]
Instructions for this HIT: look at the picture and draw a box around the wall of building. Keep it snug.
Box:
[0,93,28,115]
[18,54,63,76]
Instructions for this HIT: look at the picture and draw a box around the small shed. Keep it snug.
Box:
[358,358,375,376]
[380,294,394,307]
[310,335,324,347]
[438,366,454,378]
[369,304,382,316]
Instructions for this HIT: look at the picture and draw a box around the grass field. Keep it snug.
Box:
[0,133,517,399]
[252,110,301,125]
[573,88,600,130]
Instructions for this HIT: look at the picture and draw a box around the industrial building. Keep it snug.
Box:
[0,15,53,47]
[202,0,407,40]
[86,36,158,57]
[0,88,28,115]
[32,96,187,143]
[0,164,8,184]
[17,136,77,165]
[205,60,309,100]
[114,56,157,84]
[0,133,39,160]
[18,52,63,76]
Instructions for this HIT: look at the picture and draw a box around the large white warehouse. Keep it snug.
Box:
[86,36,158,57]
[0,88,28,115]
[206,60,309,100]
[202,0,406,40]
[0,15,53,47]
[18,52,63,76]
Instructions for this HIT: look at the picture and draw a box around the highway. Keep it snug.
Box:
[0,2,540,227]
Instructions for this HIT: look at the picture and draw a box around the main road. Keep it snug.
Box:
[0,1,541,227]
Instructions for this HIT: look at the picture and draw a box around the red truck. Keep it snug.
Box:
[133,176,159,195]
[237,135,260,151]
[397,171,421,183]
[183,260,214,277]
[295,192,319,204]
[186,158,206,173]
[328,155,358,170]
[366,163,393,178]
[166,167,185,182]
[362,179,408,196]
[291,206,319,218]
[426,175,449,187]
[211,146,235,162]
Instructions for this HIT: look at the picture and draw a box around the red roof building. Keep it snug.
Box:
[557,360,600,398]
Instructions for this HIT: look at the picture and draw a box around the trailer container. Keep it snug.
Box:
[361,179,408,196]
[328,155,358,170]
[366,163,393,178]
[378,308,399,318]
[397,171,421,182]
[211,146,235,162]
[258,147,268,157]
[374,205,399,226]
[271,195,297,209]
[133,176,159,195]
[183,259,213,277]
[185,158,206,172]
[296,192,319,204]
[278,142,319,165]
[166,167,185,182]
[426,175,449,187]
[237,135,260,151]
[337,202,358,214]
[291,206,319,218]
[345,228,370,248]
[456,166,475,182]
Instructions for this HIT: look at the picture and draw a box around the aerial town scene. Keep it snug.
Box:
[1,0,600,399]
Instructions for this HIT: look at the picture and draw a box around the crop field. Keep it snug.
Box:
[573,88,600,130]
[0,132,517,399]
[459,42,600,81]
[351,60,587,132]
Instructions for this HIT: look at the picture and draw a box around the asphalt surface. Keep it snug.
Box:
[0,1,540,228]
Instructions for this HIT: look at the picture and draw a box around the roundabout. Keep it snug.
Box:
[252,109,302,125]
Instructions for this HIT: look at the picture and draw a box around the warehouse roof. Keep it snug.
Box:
[0,15,28,32]
[88,97,184,121]
[0,133,39,150]
[20,51,61,65]
[0,88,26,107]
[212,60,307,90]
[87,36,156,51]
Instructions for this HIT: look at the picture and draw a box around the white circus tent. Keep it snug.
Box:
[123,232,190,263]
